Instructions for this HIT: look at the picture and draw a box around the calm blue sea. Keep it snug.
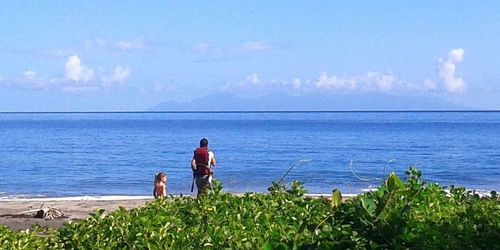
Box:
[0,112,499,199]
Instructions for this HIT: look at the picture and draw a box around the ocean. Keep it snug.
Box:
[0,111,499,199]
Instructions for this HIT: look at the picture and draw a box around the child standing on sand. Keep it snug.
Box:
[153,173,167,199]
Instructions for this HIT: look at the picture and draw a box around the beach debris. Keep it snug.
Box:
[35,207,66,219]
[11,204,67,220]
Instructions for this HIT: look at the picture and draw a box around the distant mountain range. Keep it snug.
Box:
[149,92,467,111]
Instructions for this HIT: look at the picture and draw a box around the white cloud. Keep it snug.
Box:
[221,48,469,96]
[85,37,146,52]
[37,37,148,58]
[438,48,466,93]
[192,41,274,61]
[23,70,37,80]
[238,42,273,52]
[102,66,131,86]
[65,55,94,82]
[14,55,129,92]
[244,73,262,85]
[367,72,397,92]
[316,72,356,90]
[315,72,398,92]
[195,41,273,53]
[291,78,302,89]
[239,73,305,90]
[90,37,107,47]
[225,74,297,93]
[228,70,450,96]
[18,70,53,89]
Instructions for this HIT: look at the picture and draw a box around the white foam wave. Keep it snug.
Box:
[0,193,362,202]
[0,195,153,202]
[1,189,494,202]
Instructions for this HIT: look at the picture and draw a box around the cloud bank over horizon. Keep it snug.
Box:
[221,48,466,98]
[2,55,131,92]
[0,46,474,111]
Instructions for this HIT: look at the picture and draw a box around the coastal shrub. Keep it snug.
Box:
[0,225,51,249]
[0,167,499,249]
[338,168,500,249]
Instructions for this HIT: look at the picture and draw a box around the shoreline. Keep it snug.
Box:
[0,192,360,202]
[2,186,494,202]
[0,189,494,231]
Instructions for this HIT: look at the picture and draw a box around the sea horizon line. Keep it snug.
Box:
[0,110,499,114]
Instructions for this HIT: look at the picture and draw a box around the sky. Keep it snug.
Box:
[0,1,499,111]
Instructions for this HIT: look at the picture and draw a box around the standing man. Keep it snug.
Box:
[191,138,216,196]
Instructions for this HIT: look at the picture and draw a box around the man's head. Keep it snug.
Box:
[200,138,208,148]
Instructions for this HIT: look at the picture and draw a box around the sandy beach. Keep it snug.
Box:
[0,197,153,231]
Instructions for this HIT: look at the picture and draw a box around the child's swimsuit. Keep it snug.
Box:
[155,184,165,197]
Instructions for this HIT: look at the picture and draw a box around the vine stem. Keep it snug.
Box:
[277,159,311,184]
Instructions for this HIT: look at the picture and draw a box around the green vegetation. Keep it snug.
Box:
[1,167,499,249]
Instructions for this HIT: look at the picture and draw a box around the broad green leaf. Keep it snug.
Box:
[385,172,404,191]
[361,197,376,216]
[331,189,342,209]
[262,240,273,250]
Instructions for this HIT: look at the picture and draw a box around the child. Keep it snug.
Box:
[153,172,167,199]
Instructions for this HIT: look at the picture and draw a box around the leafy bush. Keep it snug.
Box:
[1,168,499,249]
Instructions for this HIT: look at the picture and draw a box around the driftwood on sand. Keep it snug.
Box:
[0,203,67,220]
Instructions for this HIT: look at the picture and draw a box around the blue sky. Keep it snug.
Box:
[0,1,499,111]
